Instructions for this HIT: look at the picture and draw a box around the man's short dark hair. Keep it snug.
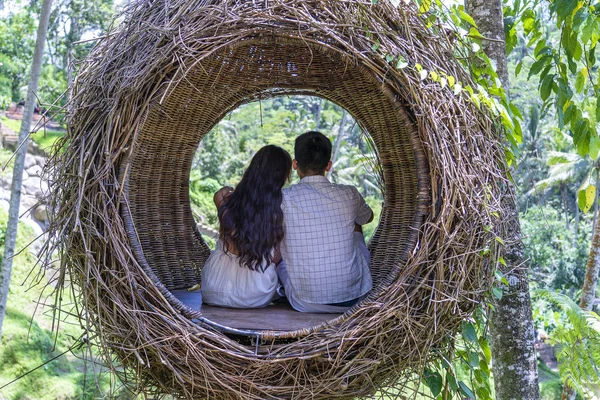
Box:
[294,131,332,174]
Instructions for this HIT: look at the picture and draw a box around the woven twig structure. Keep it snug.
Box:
[42,0,506,398]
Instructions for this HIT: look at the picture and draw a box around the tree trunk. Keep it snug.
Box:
[560,382,577,399]
[327,110,349,181]
[314,98,323,130]
[593,169,599,232]
[561,184,571,230]
[465,0,509,88]
[574,200,579,239]
[465,0,540,399]
[0,0,54,338]
[65,2,80,92]
[490,193,541,400]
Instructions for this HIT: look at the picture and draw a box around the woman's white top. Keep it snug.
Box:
[201,240,278,308]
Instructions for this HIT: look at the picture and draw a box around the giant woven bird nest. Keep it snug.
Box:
[41,0,506,398]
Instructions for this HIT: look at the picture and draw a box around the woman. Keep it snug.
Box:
[201,145,292,308]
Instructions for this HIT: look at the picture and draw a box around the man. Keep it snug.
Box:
[277,131,373,312]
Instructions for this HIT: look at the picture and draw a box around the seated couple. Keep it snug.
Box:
[201,131,373,313]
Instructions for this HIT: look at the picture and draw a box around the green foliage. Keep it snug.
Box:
[506,3,600,393]
[48,0,115,63]
[189,171,219,228]
[0,0,116,112]
[416,0,523,161]
[45,0,115,109]
[194,177,221,194]
[536,289,600,398]
[420,309,494,400]
[540,379,567,400]
[508,0,600,210]
[522,206,590,291]
[0,5,36,103]
[1,115,64,150]
[0,206,77,398]
[37,64,67,110]
[363,196,382,243]
[538,358,575,400]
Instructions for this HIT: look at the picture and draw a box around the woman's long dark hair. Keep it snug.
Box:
[218,145,292,271]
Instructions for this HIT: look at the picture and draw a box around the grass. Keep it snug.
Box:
[0,148,17,180]
[1,115,64,151]
[0,206,83,399]
[0,204,131,399]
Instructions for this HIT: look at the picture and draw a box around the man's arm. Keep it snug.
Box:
[353,187,374,225]
[213,186,234,210]
[362,209,375,224]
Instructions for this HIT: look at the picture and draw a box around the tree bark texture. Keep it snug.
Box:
[327,110,349,180]
[490,194,540,400]
[65,2,81,92]
[561,184,571,230]
[465,0,509,88]
[560,382,577,399]
[0,0,54,338]
[314,98,323,130]
[464,0,540,399]
[593,170,599,232]
[580,220,600,311]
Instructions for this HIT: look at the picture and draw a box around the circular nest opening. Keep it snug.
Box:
[187,95,387,332]
[47,1,505,398]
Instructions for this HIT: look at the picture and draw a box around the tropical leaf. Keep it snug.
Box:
[535,290,600,397]
[546,150,581,166]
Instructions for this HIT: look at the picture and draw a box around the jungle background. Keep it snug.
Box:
[0,0,598,399]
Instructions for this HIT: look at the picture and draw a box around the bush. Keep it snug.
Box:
[521,205,590,292]
[195,177,221,193]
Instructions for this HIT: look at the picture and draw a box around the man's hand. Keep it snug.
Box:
[213,186,234,209]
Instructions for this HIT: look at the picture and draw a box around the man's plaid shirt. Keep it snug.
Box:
[280,175,373,304]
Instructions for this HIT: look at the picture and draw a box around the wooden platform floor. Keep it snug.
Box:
[171,290,341,331]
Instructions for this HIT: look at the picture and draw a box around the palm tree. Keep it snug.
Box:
[532,150,593,233]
